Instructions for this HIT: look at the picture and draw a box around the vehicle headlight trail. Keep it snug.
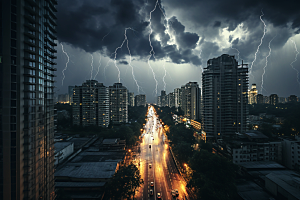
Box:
[61,43,70,86]
[260,35,276,94]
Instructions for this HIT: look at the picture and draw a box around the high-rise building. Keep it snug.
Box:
[135,94,146,107]
[168,92,175,108]
[160,90,168,107]
[263,95,270,104]
[181,82,201,120]
[248,84,258,104]
[128,92,134,107]
[202,54,248,139]
[68,85,75,104]
[0,0,57,199]
[58,93,69,103]
[256,94,264,104]
[72,80,109,127]
[157,96,161,107]
[269,94,278,105]
[174,88,181,108]
[109,83,128,124]
[288,95,298,103]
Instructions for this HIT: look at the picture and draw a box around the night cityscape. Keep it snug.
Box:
[1,0,300,200]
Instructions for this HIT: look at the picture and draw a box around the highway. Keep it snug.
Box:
[135,106,190,200]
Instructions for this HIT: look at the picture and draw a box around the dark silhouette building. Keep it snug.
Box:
[202,54,248,139]
[256,94,264,104]
[288,95,298,103]
[0,0,57,199]
[270,94,278,105]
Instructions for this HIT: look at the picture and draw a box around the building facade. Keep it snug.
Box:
[72,80,109,127]
[256,94,264,104]
[109,83,128,124]
[0,0,57,199]
[202,54,248,139]
[181,82,201,120]
[135,94,146,107]
[269,94,278,105]
[168,92,175,108]
[174,88,181,108]
[128,92,134,107]
[248,84,258,104]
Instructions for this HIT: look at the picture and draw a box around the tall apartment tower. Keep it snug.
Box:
[202,54,248,139]
[109,83,128,124]
[269,94,278,105]
[0,0,57,199]
[168,92,175,108]
[181,82,201,120]
[174,88,181,108]
[256,94,264,104]
[135,94,146,107]
[128,92,134,106]
[248,84,258,104]
[72,80,109,127]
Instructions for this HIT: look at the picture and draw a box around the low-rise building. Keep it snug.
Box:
[282,136,300,170]
[54,142,74,165]
[226,131,282,164]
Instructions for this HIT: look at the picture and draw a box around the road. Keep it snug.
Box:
[135,106,190,200]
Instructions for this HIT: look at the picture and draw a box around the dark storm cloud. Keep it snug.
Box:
[164,0,300,31]
[119,60,128,65]
[213,21,221,28]
[57,0,201,66]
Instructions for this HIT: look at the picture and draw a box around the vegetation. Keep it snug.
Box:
[158,107,238,200]
[249,102,300,136]
[188,150,238,200]
[105,163,144,199]
[56,104,147,146]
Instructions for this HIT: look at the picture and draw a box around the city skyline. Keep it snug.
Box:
[55,0,300,103]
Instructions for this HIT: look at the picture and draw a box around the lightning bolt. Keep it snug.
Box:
[90,54,94,80]
[249,10,267,76]
[61,43,70,86]
[290,39,300,88]
[103,59,113,81]
[162,62,167,91]
[199,49,203,73]
[93,53,102,80]
[102,31,111,42]
[124,28,143,94]
[260,35,277,94]
[230,43,240,62]
[147,0,160,96]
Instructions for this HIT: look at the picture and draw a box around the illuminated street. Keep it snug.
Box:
[135,106,189,200]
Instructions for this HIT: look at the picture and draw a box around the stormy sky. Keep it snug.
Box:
[55,0,300,103]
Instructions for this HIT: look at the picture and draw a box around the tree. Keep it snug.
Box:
[172,141,193,164]
[105,163,144,199]
[188,150,238,200]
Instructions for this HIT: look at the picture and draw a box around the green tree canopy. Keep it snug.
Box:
[105,163,144,199]
[188,150,238,200]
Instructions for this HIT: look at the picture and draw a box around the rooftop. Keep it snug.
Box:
[54,142,73,152]
[55,162,117,179]
[55,182,106,188]
[239,161,285,170]
[102,138,118,145]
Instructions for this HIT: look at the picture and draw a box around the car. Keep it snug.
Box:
[149,164,152,168]
[175,189,179,197]
[149,189,153,196]
[157,193,161,198]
